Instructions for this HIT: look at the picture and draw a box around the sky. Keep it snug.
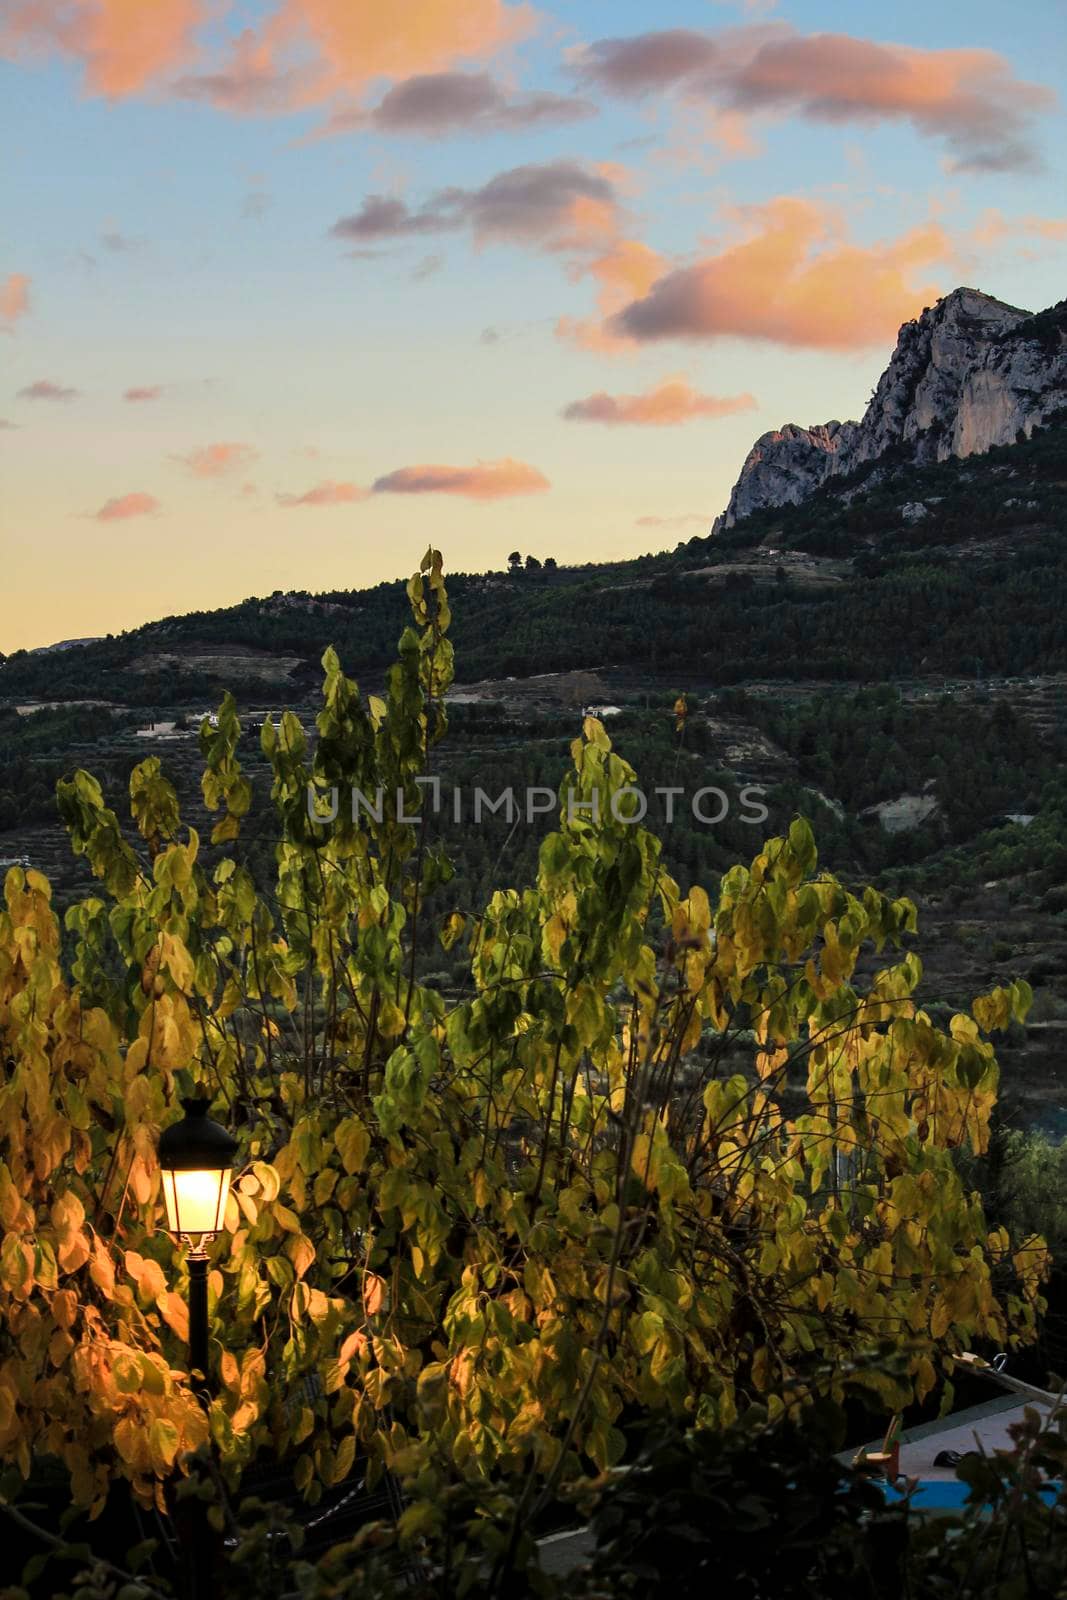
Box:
[2,0,1065,652]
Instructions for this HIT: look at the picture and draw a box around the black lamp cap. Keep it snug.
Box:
[158,1096,238,1172]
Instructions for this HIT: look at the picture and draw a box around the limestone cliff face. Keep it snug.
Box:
[717,421,859,521]
[715,289,1067,530]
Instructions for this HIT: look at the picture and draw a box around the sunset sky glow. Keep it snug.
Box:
[2,0,1065,650]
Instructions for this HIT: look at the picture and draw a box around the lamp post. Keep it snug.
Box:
[158,1096,238,1396]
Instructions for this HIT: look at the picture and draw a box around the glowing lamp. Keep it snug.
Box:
[158,1097,237,1397]
[158,1097,238,1243]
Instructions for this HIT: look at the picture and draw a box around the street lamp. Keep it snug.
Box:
[158,1096,238,1392]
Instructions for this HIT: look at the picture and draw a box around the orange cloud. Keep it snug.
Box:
[0,272,30,326]
[4,0,533,110]
[1,0,205,97]
[608,198,954,350]
[275,0,533,99]
[557,236,666,352]
[94,491,160,521]
[174,441,258,477]
[124,384,163,402]
[1026,217,1067,241]
[563,378,756,425]
[971,208,1067,247]
[372,458,549,500]
[276,480,366,507]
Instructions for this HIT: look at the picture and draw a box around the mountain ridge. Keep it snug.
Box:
[714,287,1067,530]
[2,407,1066,705]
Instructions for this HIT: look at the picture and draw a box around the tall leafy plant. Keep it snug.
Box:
[0,551,1048,1527]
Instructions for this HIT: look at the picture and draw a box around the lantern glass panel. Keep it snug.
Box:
[161,1166,232,1238]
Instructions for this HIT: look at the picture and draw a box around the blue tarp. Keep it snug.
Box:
[879,1479,1061,1512]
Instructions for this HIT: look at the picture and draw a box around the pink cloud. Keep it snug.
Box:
[574,29,719,95]
[124,384,163,402]
[174,441,258,477]
[322,70,595,138]
[607,198,954,351]
[725,34,1054,172]
[573,25,1055,171]
[563,377,756,426]
[0,272,30,326]
[462,162,619,252]
[330,195,457,242]
[331,161,622,255]
[18,377,79,401]
[276,479,366,507]
[372,458,549,500]
[94,491,160,522]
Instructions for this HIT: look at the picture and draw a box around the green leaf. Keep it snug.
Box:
[336,1117,370,1175]
[252,1160,281,1202]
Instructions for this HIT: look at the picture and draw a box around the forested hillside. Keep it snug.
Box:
[3,413,1067,703]
[2,416,1066,1130]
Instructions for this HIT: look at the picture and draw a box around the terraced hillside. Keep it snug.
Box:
[2,416,1066,1129]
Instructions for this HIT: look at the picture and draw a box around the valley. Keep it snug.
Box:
[4,655,1067,1135]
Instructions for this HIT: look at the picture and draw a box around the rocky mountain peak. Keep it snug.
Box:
[931,285,1026,321]
[714,288,1066,531]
